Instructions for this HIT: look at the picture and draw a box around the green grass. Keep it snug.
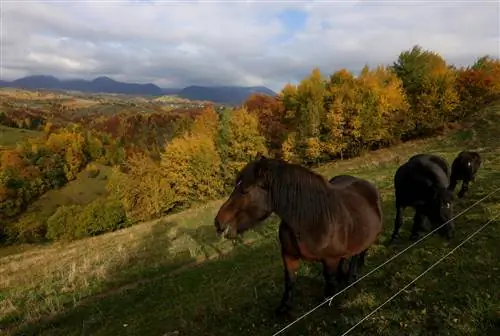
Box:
[11,163,114,234]
[0,125,43,148]
[2,105,500,335]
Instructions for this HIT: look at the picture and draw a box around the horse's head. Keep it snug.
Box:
[214,153,273,239]
[426,186,455,239]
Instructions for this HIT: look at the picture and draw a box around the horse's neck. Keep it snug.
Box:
[271,182,339,233]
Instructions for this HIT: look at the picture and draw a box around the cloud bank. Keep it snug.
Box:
[1,0,499,91]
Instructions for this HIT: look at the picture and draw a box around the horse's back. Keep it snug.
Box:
[409,153,450,179]
[398,154,449,188]
[395,153,450,207]
[330,174,383,225]
[329,174,359,188]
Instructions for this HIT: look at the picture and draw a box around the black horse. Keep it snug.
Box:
[449,151,482,198]
[389,153,455,243]
[214,154,384,315]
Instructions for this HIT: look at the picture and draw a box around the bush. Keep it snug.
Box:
[76,199,129,237]
[46,205,82,241]
[85,163,101,178]
[45,199,129,242]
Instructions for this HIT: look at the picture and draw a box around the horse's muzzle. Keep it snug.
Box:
[214,218,230,238]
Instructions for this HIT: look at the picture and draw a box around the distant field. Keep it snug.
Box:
[2,104,500,335]
[0,88,70,100]
[13,163,113,224]
[0,125,43,148]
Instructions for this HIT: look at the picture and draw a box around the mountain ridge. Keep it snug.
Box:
[0,75,277,105]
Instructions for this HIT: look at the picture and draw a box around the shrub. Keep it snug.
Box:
[45,199,129,241]
[76,199,129,237]
[85,162,101,178]
[46,205,82,241]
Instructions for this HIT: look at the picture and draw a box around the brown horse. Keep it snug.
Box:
[214,154,384,315]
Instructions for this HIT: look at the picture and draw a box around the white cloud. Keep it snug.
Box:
[1,0,499,92]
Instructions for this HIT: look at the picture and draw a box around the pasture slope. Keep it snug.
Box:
[2,103,500,336]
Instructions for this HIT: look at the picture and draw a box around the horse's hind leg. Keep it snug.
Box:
[357,249,367,269]
[410,209,425,241]
[336,257,349,287]
[322,257,341,299]
[389,205,404,244]
[346,249,367,285]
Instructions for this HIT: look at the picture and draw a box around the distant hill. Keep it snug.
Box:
[0,75,277,105]
[176,85,276,105]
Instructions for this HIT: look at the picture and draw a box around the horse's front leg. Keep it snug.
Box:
[276,222,300,316]
[457,179,470,198]
[276,252,300,316]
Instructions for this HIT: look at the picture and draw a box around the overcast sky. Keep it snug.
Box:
[1,0,499,91]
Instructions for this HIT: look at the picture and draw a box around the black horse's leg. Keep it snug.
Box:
[336,257,349,288]
[276,222,300,316]
[410,209,425,241]
[389,205,404,244]
[345,248,368,285]
[355,249,367,277]
[345,255,359,284]
[448,175,458,192]
[457,179,470,198]
[322,258,340,299]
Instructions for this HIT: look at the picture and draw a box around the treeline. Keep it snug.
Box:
[1,45,499,245]
[0,124,126,242]
[108,46,500,222]
[75,108,204,157]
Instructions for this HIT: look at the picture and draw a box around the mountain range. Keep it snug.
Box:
[0,75,277,105]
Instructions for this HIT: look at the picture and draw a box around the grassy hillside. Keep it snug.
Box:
[0,125,43,148]
[12,163,113,226]
[2,103,500,336]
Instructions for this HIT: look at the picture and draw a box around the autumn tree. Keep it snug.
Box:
[216,107,268,185]
[244,93,289,154]
[281,68,328,163]
[455,55,500,118]
[391,45,459,137]
[161,107,224,204]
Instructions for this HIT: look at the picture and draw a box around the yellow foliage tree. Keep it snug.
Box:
[391,45,459,136]
[217,108,268,181]
[161,107,224,203]
[107,153,176,221]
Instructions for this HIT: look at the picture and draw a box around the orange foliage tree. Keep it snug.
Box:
[455,55,500,119]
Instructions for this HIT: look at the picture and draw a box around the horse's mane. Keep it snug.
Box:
[263,159,342,229]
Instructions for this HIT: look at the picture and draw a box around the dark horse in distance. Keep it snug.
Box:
[449,151,482,198]
[214,154,384,315]
[389,153,455,244]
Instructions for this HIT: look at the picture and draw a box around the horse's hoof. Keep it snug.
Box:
[387,234,399,245]
[275,304,292,318]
